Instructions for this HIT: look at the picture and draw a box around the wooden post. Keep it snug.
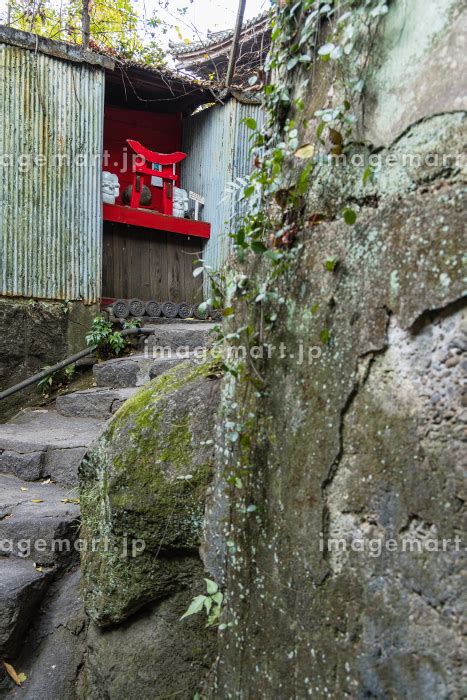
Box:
[225,0,246,88]
[82,0,91,49]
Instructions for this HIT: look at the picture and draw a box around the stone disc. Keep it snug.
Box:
[178,302,193,319]
[161,301,179,318]
[128,298,145,317]
[113,299,129,318]
[146,300,162,318]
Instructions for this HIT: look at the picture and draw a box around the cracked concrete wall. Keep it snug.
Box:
[207,1,466,697]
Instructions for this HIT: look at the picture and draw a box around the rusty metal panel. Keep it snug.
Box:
[0,42,105,303]
[181,99,263,297]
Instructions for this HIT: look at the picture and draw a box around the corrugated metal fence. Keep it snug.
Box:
[181,99,263,296]
[0,43,105,303]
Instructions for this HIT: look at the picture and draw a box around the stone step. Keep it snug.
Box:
[0,557,53,658]
[148,354,192,380]
[93,353,193,388]
[56,387,138,419]
[139,322,215,353]
[0,473,80,566]
[0,409,103,485]
[92,355,155,388]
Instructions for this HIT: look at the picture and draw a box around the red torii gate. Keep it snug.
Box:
[126,139,187,216]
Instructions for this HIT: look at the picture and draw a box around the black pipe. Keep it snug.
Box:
[0,327,155,402]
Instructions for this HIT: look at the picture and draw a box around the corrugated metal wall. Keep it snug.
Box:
[0,43,105,303]
[181,99,263,296]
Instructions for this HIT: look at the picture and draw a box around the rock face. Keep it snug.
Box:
[205,1,467,698]
[79,356,221,696]
[0,558,53,658]
[85,565,215,700]
[1,569,86,700]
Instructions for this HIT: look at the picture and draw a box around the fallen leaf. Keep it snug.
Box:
[309,213,325,225]
[20,487,29,492]
[294,143,315,159]
[2,660,25,686]
[330,144,343,156]
[328,128,343,145]
[61,498,80,504]
[31,499,44,503]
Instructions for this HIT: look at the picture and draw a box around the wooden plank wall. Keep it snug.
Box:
[102,222,204,304]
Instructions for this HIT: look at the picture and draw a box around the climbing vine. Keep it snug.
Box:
[203,0,389,397]
[188,0,390,626]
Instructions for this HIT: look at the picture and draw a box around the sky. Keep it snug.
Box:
[138,0,269,43]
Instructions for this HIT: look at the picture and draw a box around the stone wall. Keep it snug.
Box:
[0,299,97,420]
[206,1,467,697]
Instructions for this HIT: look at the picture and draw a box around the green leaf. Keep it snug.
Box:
[320,329,331,344]
[244,185,255,197]
[180,595,206,620]
[318,42,335,56]
[316,122,326,141]
[251,241,267,254]
[343,208,357,225]
[211,592,223,605]
[193,266,204,277]
[222,307,234,317]
[205,578,219,595]
[244,117,257,130]
[325,256,338,271]
[362,165,374,184]
[287,56,299,70]
[235,229,246,246]
[265,249,283,262]
[311,303,320,314]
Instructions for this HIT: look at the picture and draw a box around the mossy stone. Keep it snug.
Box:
[79,356,222,626]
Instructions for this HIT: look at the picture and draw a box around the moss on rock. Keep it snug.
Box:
[79,355,222,626]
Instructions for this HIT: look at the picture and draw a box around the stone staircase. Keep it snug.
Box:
[0,321,214,695]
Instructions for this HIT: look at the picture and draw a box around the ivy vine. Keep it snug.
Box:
[192,0,390,627]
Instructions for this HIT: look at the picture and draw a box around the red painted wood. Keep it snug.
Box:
[127,140,187,165]
[103,106,182,212]
[103,203,211,239]
[126,140,187,215]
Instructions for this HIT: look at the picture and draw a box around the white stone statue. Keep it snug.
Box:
[173,186,189,218]
[102,171,120,205]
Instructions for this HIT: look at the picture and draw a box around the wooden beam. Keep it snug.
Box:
[103,204,211,239]
[225,0,246,87]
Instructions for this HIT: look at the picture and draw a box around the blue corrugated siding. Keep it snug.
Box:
[181,99,263,297]
[0,43,105,303]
